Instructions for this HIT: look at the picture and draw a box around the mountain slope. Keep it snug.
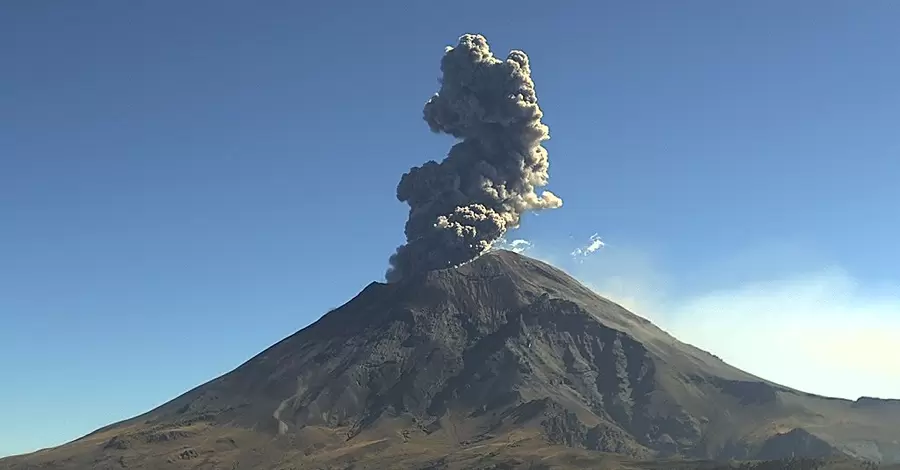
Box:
[3,250,898,469]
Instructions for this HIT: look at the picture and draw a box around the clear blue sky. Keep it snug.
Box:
[2,1,899,457]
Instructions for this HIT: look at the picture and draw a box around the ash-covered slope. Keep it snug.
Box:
[3,250,899,469]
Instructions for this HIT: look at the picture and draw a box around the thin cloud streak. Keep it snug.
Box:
[571,233,605,261]
[494,238,534,254]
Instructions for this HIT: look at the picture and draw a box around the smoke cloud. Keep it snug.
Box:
[386,34,562,282]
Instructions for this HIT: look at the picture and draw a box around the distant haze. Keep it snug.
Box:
[520,240,900,401]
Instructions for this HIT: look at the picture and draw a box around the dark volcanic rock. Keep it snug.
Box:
[755,428,838,461]
[854,396,900,408]
[713,378,779,405]
[2,250,899,469]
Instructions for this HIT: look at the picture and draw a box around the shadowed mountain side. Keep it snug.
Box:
[2,250,898,469]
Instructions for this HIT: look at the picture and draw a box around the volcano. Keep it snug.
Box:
[3,250,899,469]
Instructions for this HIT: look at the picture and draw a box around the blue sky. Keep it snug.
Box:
[2,0,899,458]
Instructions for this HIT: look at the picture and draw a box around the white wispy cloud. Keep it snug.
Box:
[493,238,533,254]
[571,233,605,261]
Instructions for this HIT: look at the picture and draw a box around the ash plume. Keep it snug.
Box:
[386,34,562,282]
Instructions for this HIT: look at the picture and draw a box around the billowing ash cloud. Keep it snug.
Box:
[386,34,562,282]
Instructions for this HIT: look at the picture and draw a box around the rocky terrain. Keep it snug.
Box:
[2,250,898,469]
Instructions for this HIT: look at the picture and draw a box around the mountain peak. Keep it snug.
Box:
[3,250,899,469]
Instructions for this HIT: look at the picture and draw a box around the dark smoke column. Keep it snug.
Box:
[386,34,562,282]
